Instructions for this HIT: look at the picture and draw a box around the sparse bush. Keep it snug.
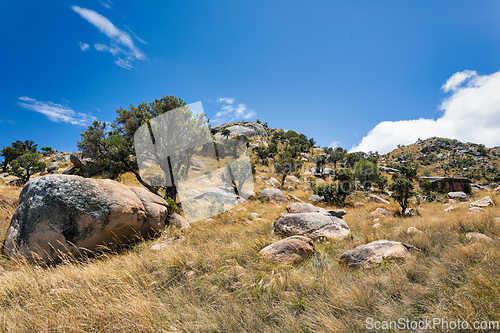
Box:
[388,178,414,216]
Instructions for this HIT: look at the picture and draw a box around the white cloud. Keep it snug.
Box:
[330,141,341,148]
[216,97,235,104]
[100,0,112,9]
[71,6,145,69]
[17,97,95,126]
[211,98,256,124]
[441,70,477,93]
[79,42,90,51]
[351,70,500,154]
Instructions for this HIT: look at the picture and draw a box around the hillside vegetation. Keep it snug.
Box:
[0,128,499,332]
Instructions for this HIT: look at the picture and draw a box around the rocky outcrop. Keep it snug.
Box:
[214,121,268,138]
[4,175,168,263]
[273,212,350,240]
[339,240,418,268]
[259,236,314,263]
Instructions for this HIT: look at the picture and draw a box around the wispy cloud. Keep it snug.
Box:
[351,70,500,154]
[100,0,113,9]
[330,141,341,149]
[124,25,148,44]
[216,97,235,104]
[211,97,256,125]
[71,6,145,69]
[79,42,90,51]
[17,97,95,126]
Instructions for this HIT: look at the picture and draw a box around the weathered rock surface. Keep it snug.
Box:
[273,212,350,240]
[444,205,460,212]
[129,186,169,235]
[259,188,287,203]
[339,240,418,268]
[448,191,469,202]
[214,122,268,138]
[286,202,322,214]
[470,196,493,208]
[192,187,245,205]
[190,157,206,169]
[466,232,493,243]
[368,194,390,204]
[47,162,59,173]
[4,175,167,263]
[309,194,324,203]
[407,227,422,235]
[468,207,486,213]
[370,207,394,217]
[63,166,77,175]
[259,236,314,263]
[167,213,190,229]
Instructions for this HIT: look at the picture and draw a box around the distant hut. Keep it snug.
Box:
[419,177,472,194]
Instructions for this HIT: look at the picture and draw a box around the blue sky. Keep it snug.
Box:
[2,1,500,155]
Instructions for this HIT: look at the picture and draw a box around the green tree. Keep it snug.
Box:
[40,147,54,156]
[221,159,253,196]
[78,95,208,200]
[334,167,355,204]
[253,146,270,165]
[353,160,380,191]
[314,155,327,175]
[274,150,303,189]
[398,165,418,181]
[1,140,38,172]
[388,178,414,216]
[221,128,231,139]
[10,153,46,183]
[327,149,345,168]
[375,174,388,192]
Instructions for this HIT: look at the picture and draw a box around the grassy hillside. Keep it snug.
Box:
[382,137,500,184]
[0,136,499,331]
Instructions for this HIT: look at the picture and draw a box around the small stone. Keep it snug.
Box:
[407,227,422,235]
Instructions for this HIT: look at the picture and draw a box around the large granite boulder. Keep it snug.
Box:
[273,212,350,240]
[192,187,245,205]
[259,236,314,263]
[286,202,322,214]
[259,188,287,203]
[339,240,418,268]
[448,191,469,202]
[470,196,494,208]
[4,175,168,263]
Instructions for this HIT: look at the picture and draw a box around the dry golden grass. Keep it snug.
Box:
[0,178,499,332]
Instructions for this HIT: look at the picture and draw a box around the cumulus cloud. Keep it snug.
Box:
[351,70,500,154]
[18,97,95,126]
[211,97,256,124]
[71,6,145,69]
[79,42,90,51]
